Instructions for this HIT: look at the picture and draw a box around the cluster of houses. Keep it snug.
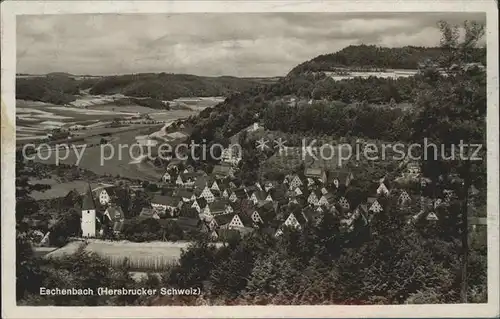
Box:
[77,155,477,242]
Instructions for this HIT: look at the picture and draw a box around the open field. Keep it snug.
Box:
[33,126,167,182]
[167,96,225,110]
[44,240,224,271]
[28,178,114,200]
[16,96,209,139]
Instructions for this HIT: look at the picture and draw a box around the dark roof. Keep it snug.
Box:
[175,189,194,199]
[269,186,287,202]
[151,195,182,207]
[237,213,254,227]
[216,228,241,241]
[196,197,208,209]
[82,184,96,210]
[104,205,124,222]
[245,185,259,193]
[178,207,200,218]
[194,176,208,190]
[177,216,201,230]
[214,213,235,226]
[304,167,325,178]
[208,200,228,213]
[212,165,232,176]
[256,200,276,210]
[252,190,268,200]
[94,185,117,197]
[234,188,247,199]
[290,211,308,225]
[256,205,277,224]
[182,171,205,180]
[167,158,183,167]
[139,207,158,218]
[327,170,352,184]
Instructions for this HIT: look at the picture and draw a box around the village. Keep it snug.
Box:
[30,128,485,250]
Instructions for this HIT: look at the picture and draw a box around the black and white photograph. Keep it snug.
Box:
[1,1,498,318]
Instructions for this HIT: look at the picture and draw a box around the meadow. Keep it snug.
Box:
[44,240,224,271]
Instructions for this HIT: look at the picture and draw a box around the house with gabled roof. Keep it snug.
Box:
[93,186,117,206]
[175,175,184,187]
[175,189,194,202]
[151,195,183,217]
[229,190,237,202]
[293,187,303,196]
[104,205,125,223]
[179,172,201,188]
[214,213,236,228]
[328,170,354,189]
[249,190,269,205]
[264,181,276,192]
[210,180,220,192]
[282,211,306,230]
[252,201,278,226]
[304,167,327,184]
[302,206,323,226]
[191,199,202,213]
[398,190,411,205]
[320,187,329,195]
[289,175,303,190]
[318,193,335,207]
[306,177,316,188]
[221,146,242,166]
[162,171,172,183]
[377,182,390,196]
[166,158,185,173]
[283,174,293,185]
[200,186,215,203]
[203,200,228,216]
[139,207,160,220]
[406,161,421,175]
[307,190,320,206]
[212,164,234,179]
[367,197,383,214]
[338,196,350,211]
[230,188,247,203]
[269,184,287,204]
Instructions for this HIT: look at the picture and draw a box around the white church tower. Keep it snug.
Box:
[81,184,97,237]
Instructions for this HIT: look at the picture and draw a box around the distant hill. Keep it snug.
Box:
[288,45,486,75]
[16,73,81,105]
[88,73,266,101]
[16,73,271,106]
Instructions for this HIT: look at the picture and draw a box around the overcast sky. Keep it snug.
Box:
[17,12,486,77]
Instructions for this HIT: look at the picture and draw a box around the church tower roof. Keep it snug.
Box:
[81,184,96,210]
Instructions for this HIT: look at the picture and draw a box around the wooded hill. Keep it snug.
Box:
[288,45,486,75]
[15,73,273,106]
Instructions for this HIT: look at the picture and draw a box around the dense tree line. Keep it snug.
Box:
[288,44,486,75]
[16,74,80,105]
[15,73,266,105]
[156,202,486,305]
[89,73,264,101]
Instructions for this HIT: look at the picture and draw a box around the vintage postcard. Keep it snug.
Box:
[1,0,499,318]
